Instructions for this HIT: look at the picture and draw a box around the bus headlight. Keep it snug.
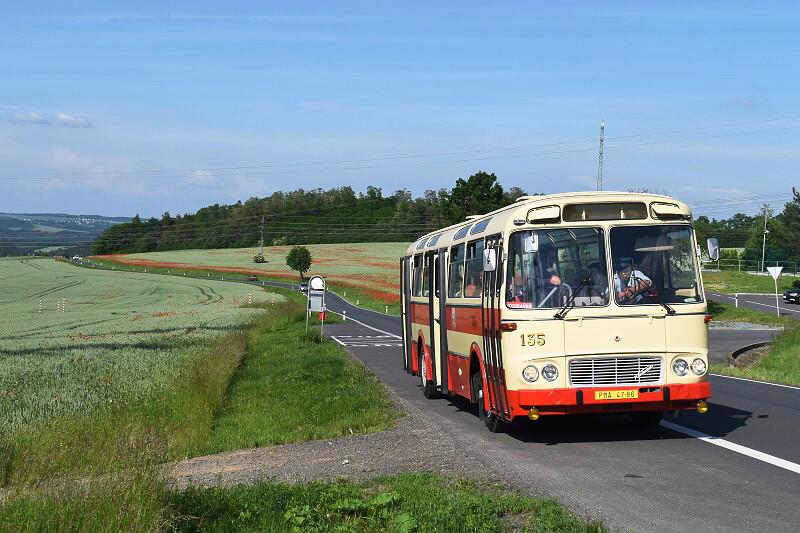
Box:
[522,365,539,383]
[691,358,707,376]
[672,358,689,376]
[542,364,558,382]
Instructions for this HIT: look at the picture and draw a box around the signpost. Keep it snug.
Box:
[767,266,783,316]
[307,275,326,334]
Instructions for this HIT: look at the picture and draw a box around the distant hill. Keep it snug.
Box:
[0,212,129,257]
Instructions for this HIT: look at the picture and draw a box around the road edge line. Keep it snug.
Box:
[710,373,800,391]
[661,420,800,475]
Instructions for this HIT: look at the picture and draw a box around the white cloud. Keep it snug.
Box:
[54,112,91,128]
[8,110,92,128]
[9,111,49,124]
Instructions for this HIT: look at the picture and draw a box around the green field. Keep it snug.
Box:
[93,242,408,313]
[0,258,281,438]
[702,270,797,294]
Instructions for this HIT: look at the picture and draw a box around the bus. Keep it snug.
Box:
[400,192,711,432]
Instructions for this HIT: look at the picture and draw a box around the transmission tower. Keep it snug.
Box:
[596,121,605,191]
[259,215,265,256]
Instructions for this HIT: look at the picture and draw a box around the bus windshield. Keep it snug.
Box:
[610,225,702,305]
[506,228,609,309]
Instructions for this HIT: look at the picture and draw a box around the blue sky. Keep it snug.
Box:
[1,1,798,218]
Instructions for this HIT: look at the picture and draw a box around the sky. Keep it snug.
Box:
[1,1,799,219]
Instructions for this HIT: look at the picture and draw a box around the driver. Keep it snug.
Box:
[613,258,652,303]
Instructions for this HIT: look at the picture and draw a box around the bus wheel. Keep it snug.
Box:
[471,371,504,433]
[419,349,438,399]
[630,411,663,428]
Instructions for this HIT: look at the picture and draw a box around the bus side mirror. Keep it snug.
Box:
[483,248,497,272]
[707,237,720,261]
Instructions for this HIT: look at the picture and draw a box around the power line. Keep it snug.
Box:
[2,115,800,181]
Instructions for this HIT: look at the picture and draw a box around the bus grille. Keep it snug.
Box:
[569,356,663,386]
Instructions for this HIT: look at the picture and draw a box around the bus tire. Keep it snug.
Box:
[471,370,504,433]
[419,346,438,399]
[630,411,663,428]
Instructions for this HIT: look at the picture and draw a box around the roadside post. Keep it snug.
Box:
[767,266,783,316]
[307,275,326,335]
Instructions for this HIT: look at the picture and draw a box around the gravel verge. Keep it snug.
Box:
[170,386,485,490]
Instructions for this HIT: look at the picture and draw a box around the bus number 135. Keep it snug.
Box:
[520,333,546,346]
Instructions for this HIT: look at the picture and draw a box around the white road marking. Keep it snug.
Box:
[661,420,800,475]
[325,310,402,339]
[331,335,403,348]
[710,373,800,391]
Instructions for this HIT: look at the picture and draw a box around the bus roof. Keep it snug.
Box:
[406,191,692,255]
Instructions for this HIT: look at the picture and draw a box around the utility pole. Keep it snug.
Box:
[259,215,265,256]
[760,207,769,273]
[596,121,605,191]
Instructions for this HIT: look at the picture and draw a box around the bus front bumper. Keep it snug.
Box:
[506,381,711,418]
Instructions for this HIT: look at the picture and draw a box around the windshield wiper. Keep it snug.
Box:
[554,273,591,320]
[648,286,676,315]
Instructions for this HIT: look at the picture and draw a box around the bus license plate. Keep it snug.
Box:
[595,389,638,400]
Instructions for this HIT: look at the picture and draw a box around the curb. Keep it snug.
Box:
[731,341,772,360]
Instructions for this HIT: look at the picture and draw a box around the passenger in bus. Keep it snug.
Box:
[613,258,652,303]
[464,274,481,297]
[587,262,608,297]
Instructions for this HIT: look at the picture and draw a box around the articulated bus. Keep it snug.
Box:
[400,192,711,432]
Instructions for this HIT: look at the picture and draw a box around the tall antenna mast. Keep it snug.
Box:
[596,120,605,191]
[259,215,265,256]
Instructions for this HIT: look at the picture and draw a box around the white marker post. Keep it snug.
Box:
[767,266,783,316]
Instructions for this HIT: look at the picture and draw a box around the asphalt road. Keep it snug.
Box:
[708,290,800,318]
[313,288,800,533]
[74,262,800,530]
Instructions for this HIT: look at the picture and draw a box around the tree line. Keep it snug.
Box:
[92,171,527,254]
[694,188,800,264]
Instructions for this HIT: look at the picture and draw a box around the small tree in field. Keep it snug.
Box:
[286,246,312,281]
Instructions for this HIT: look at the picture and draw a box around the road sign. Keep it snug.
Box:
[766,266,783,316]
[306,275,327,333]
[767,266,783,280]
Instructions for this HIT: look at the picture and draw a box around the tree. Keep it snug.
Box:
[447,171,507,224]
[286,246,312,280]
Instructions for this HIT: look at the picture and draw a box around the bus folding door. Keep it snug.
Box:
[401,257,413,374]
[481,234,509,419]
[436,247,449,394]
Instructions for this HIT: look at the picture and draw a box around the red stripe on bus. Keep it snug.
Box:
[410,302,430,325]
[445,306,500,335]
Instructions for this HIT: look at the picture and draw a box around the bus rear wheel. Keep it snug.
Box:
[630,411,664,428]
[471,371,504,433]
[419,348,438,399]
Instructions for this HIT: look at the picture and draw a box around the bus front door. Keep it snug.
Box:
[427,250,440,391]
[436,247,449,395]
[481,234,509,419]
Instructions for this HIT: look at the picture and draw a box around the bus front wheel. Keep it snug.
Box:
[630,411,663,428]
[471,371,504,433]
[419,347,438,399]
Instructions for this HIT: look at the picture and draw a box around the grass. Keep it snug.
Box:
[706,299,796,328]
[0,274,401,530]
[711,323,800,387]
[194,307,395,455]
[702,270,798,294]
[167,472,604,533]
[90,242,407,314]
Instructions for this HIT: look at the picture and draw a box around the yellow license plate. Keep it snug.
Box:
[595,389,639,400]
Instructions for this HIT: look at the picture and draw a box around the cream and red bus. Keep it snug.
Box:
[400,192,711,432]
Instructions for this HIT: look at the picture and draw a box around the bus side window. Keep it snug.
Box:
[422,254,430,297]
[464,239,484,298]
[412,254,423,297]
[448,244,465,298]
